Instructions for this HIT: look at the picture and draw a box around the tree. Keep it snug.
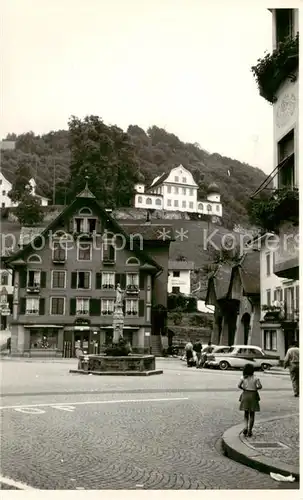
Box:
[8,158,32,203]
[15,194,44,226]
[68,115,140,207]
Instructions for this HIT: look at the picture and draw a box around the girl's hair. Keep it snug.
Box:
[243,363,255,378]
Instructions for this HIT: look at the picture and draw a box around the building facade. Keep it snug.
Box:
[255,234,299,358]
[0,173,49,208]
[251,8,299,354]
[2,185,172,357]
[134,165,222,217]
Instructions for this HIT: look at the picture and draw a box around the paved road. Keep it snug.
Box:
[0,359,299,490]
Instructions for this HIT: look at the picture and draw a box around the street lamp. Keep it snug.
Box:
[0,287,11,330]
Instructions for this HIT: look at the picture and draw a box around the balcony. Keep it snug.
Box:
[102,284,115,290]
[125,284,140,295]
[26,283,40,293]
[262,305,282,322]
[251,33,298,103]
[249,187,298,234]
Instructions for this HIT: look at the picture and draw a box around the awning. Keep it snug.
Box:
[101,326,140,330]
[250,153,295,199]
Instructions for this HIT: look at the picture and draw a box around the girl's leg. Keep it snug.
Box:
[248,411,255,436]
[243,410,249,435]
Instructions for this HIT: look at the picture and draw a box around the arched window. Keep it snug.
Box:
[146,198,152,205]
[27,254,42,264]
[126,257,140,266]
[216,205,220,212]
[137,196,142,203]
[79,207,92,215]
[155,198,162,206]
[207,204,212,212]
[198,203,203,211]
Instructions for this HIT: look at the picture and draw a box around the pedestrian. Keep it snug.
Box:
[184,339,193,367]
[238,363,262,437]
[200,341,213,368]
[6,337,11,355]
[284,341,299,397]
[193,340,202,368]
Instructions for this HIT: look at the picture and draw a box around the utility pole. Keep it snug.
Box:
[52,158,56,205]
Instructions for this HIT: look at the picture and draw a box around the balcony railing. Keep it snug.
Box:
[125,284,140,295]
[26,283,41,293]
[251,33,299,103]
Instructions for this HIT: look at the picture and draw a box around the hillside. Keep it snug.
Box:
[1,124,267,229]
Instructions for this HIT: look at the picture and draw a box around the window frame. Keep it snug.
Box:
[25,297,40,315]
[263,329,277,351]
[75,297,90,316]
[76,271,91,290]
[125,298,139,316]
[77,241,92,261]
[51,270,66,289]
[50,296,66,315]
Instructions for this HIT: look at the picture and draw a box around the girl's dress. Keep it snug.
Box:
[239,375,262,412]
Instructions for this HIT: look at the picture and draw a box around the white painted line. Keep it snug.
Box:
[0,397,189,411]
[51,406,75,412]
[0,474,37,490]
[14,408,46,414]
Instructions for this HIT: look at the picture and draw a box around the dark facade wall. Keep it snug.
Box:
[145,245,170,307]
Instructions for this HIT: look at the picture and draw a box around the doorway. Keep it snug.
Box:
[74,331,90,354]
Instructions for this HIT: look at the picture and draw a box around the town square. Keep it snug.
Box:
[0,2,300,493]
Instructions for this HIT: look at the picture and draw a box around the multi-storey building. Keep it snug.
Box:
[0,173,49,208]
[134,165,222,217]
[2,183,172,357]
[250,8,299,355]
[167,260,194,295]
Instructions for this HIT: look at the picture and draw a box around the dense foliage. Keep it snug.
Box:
[14,193,44,226]
[247,188,299,233]
[1,118,268,228]
[251,33,299,103]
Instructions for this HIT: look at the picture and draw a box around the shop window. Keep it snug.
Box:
[30,328,58,349]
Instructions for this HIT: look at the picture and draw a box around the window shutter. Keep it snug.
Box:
[84,272,90,289]
[20,270,27,288]
[139,272,145,289]
[40,271,47,288]
[96,273,102,289]
[122,299,126,314]
[71,272,77,289]
[139,299,145,317]
[70,298,76,315]
[115,274,121,286]
[120,273,126,288]
[20,298,26,315]
[90,298,101,316]
[69,218,74,233]
[39,298,45,315]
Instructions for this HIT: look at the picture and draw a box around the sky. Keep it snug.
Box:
[2,0,277,173]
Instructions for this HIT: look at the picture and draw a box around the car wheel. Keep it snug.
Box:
[261,363,270,371]
[219,360,230,371]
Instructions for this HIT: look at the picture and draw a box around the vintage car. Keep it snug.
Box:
[203,345,230,367]
[205,345,280,371]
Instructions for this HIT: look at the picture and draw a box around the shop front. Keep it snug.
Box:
[24,325,64,357]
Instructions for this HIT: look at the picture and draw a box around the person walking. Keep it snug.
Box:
[284,341,299,397]
[200,341,213,368]
[184,340,193,367]
[238,363,262,437]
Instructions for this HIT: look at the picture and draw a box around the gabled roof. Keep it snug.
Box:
[234,251,260,295]
[147,172,170,190]
[2,188,164,273]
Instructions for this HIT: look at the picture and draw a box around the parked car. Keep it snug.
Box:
[205,345,280,371]
[203,345,230,367]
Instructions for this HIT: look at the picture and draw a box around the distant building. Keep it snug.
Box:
[168,260,194,295]
[134,165,222,217]
[0,141,15,150]
[0,173,49,208]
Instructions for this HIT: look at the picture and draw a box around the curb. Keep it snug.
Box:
[222,414,300,481]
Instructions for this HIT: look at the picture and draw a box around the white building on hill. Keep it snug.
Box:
[134,165,222,217]
[0,173,49,208]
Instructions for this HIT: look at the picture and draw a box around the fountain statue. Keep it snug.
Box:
[112,284,125,343]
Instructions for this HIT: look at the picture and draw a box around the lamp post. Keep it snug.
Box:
[0,287,11,330]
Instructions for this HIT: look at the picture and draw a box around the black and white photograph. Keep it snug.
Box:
[0,0,300,493]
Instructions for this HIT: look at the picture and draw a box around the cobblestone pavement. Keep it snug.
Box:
[247,414,299,467]
[0,359,299,490]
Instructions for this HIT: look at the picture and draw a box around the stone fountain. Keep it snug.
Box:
[70,284,163,376]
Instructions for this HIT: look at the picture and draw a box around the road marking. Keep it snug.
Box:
[14,408,46,414]
[0,397,189,411]
[0,474,37,490]
[51,405,75,412]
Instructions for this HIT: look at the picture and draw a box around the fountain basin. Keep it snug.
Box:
[70,354,163,376]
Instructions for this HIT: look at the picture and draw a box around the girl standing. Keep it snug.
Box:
[238,363,262,437]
